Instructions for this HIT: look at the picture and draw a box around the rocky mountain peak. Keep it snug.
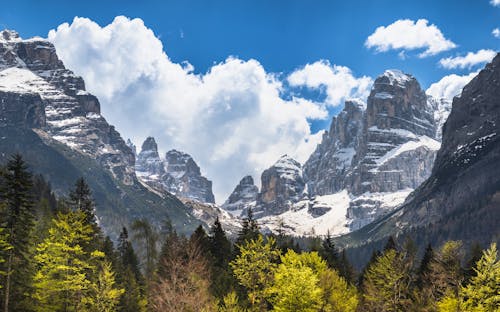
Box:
[141,136,159,155]
[1,30,21,42]
[253,155,305,216]
[0,32,134,185]
[135,139,215,204]
[222,175,259,215]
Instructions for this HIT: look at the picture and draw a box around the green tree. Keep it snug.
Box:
[268,250,325,312]
[461,243,500,311]
[69,178,96,226]
[0,154,35,312]
[131,219,159,281]
[88,261,124,312]
[235,208,259,252]
[230,235,280,311]
[319,268,359,312]
[33,211,98,311]
[362,249,412,311]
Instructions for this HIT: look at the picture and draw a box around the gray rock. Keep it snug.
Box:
[0,31,135,185]
[136,137,216,204]
[254,155,305,216]
[222,175,258,215]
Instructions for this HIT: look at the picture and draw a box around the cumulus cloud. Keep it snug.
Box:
[493,28,500,38]
[365,19,456,58]
[48,16,368,202]
[426,71,478,100]
[287,60,373,106]
[491,0,500,6]
[439,49,496,69]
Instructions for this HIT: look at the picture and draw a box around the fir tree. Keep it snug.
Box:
[235,208,259,254]
[210,217,232,268]
[0,154,35,312]
[320,231,339,269]
[69,178,96,226]
[131,219,159,282]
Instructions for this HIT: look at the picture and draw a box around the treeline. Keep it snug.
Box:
[0,154,498,311]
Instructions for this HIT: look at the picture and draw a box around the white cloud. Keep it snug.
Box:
[48,16,368,203]
[439,49,496,69]
[491,0,500,6]
[287,60,373,106]
[426,71,478,100]
[365,19,456,58]
[493,28,500,38]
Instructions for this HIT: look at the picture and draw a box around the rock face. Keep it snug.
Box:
[340,53,500,255]
[222,175,258,214]
[225,69,452,236]
[0,29,201,238]
[254,155,305,216]
[136,137,215,203]
[0,30,135,185]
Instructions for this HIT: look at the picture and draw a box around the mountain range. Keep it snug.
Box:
[0,28,498,255]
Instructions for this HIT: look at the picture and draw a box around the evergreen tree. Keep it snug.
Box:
[69,178,96,226]
[320,231,339,269]
[208,218,234,299]
[131,219,159,282]
[337,249,355,284]
[383,236,397,252]
[0,154,35,312]
[116,227,146,312]
[210,217,232,268]
[235,208,259,254]
[189,224,210,256]
[358,249,381,288]
[417,243,434,288]
[464,242,483,282]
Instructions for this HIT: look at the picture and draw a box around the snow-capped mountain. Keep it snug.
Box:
[135,136,216,203]
[341,53,500,252]
[224,69,453,237]
[222,175,258,216]
[0,29,205,237]
[0,29,135,185]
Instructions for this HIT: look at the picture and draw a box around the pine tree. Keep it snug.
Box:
[320,231,339,269]
[337,249,355,284]
[116,227,146,312]
[131,219,159,282]
[0,154,35,312]
[69,178,96,226]
[210,217,232,268]
[235,208,259,254]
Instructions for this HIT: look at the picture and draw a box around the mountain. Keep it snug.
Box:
[135,137,215,203]
[224,70,452,236]
[340,53,500,262]
[0,29,200,237]
[222,175,258,216]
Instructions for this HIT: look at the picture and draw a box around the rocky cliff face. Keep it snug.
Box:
[340,53,500,253]
[222,175,258,215]
[226,69,452,236]
[0,30,135,185]
[136,137,215,203]
[0,29,202,238]
[254,155,305,216]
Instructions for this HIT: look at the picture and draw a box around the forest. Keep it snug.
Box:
[0,154,498,312]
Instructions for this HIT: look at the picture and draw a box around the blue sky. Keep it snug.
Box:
[1,0,499,201]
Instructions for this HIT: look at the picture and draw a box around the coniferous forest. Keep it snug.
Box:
[0,154,498,312]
